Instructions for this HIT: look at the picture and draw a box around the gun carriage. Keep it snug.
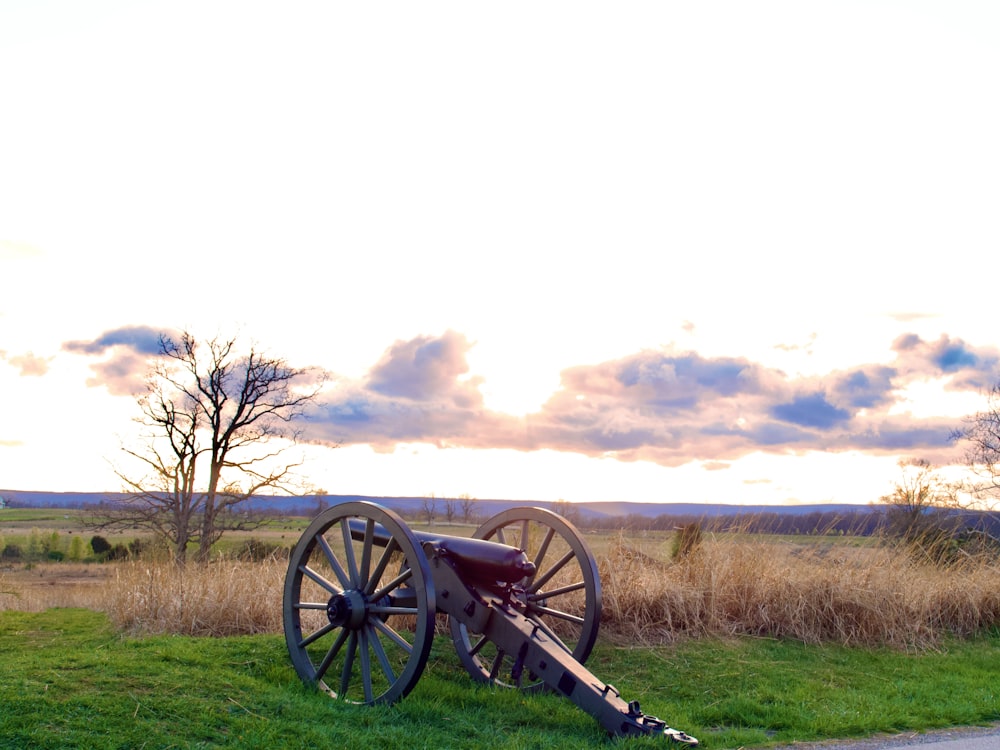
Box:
[283,501,697,744]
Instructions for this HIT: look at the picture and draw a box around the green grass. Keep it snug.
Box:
[2,609,999,749]
[0,508,81,523]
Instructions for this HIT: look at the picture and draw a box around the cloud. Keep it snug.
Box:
[63,325,169,396]
[888,312,939,323]
[368,330,482,406]
[5,351,51,376]
[307,330,997,469]
[892,333,1000,390]
[309,331,489,448]
[774,332,817,354]
[63,325,165,356]
[828,366,896,409]
[771,393,850,429]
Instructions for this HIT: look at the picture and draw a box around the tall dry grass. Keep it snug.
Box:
[6,534,1000,650]
[0,563,110,611]
[99,558,287,636]
[599,535,1000,650]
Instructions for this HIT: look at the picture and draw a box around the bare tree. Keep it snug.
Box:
[459,493,476,525]
[421,494,437,526]
[95,331,321,565]
[878,458,949,541]
[952,382,1000,510]
[312,487,330,517]
[550,498,581,526]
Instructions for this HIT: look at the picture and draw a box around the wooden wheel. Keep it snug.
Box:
[449,506,601,691]
[283,501,435,705]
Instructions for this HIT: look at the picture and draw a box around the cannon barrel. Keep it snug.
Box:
[346,518,536,583]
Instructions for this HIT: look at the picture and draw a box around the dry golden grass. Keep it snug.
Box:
[599,535,1000,649]
[98,558,287,636]
[0,563,110,611]
[5,534,1000,650]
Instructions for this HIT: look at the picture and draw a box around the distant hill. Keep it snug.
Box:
[0,489,873,521]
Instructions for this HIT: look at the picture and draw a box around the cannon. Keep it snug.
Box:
[283,501,697,744]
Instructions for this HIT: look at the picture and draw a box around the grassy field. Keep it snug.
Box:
[3,508,1000,747]
[2,608,999,749]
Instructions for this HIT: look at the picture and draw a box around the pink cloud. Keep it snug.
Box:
[7,352,51,376]
[311,331,991,467]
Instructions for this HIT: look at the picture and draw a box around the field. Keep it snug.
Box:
[3,506,1000,748]
[4,508,1000,648]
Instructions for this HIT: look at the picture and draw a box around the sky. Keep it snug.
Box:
[2,1,999,506]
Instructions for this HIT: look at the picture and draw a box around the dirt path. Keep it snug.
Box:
[769,723,1000,749]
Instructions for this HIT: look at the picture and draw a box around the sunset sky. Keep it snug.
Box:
[2,1,999,506]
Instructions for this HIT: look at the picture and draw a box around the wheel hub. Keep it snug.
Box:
[327,589,368,629]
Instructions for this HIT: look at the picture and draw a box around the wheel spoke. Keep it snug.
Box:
[314,628,350,683]
[300,564,340,595]
[364,537,400,596]
[532,526,556,573]
[489,649,506,680]
[368,626,397,685]
[339,631,358,697]
[368,604,419,617]
[528,580,585,600]
[529,603,585,625]
[316,534,350,590]
[339,519,360,587]
[468,633,488,656]
[359,518,375,589]
[359,629,374,703]
[528,549,575,594]
[298,621,336,648]
[370,567,413,602]
[373,618,415,653]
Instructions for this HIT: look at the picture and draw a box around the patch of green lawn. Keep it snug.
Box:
[2,609,999,749]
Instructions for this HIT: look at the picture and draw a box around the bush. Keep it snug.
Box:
[67,536,85,561]
[90,536,112,555]
[44,531,61,556]
[1,544,22,561]
[27,528,42,559]
[670,522,703,560]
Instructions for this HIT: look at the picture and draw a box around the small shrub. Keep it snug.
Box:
[46,550,65,562]
[27,528,42,559]
[128,538,149,559]
[90,536,111,555]
[1,544,22,561]
[44,531,61,556]
[67,536,85,561]
[670,522,703,560]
